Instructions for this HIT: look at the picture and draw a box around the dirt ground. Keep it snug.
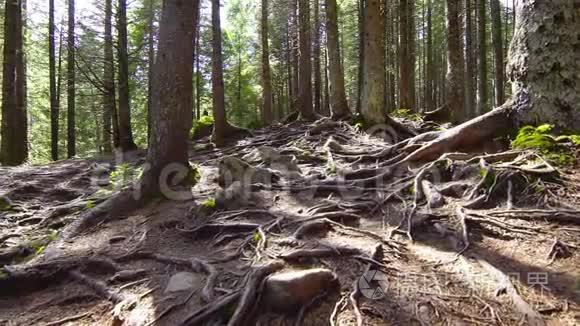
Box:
[0,121,579,325]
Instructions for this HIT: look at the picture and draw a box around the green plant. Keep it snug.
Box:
[85,200,95,209]
[391,108,422,122]
[201,198,216,209]
[109,163,142,189]
[191,115,214,138]
[0,196,13,211]
[187,164,202,185]
[511,125,577,166]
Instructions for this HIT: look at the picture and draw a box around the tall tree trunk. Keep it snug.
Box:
[141,0,197,196]
[325,0,350,120]
[312,0,321,114]
[297,0,316,120]
[289,0,299,113]
[445,0,466,123]
[398,0,410,111]
[146,0,156,145]
[117,0,138,152]
[464,0,475,118]
[408,0,416,111]
[49,0,59,161]
[102,0,115,155]
[195,18,202,119]
[1,0,27,165]
[211,0,233,146]
[360,0,386,124]
[425,0,433,111]
[66,0,75,158]
[356,0,364,115]
[261,0,273,124]
[476,0,488,115]
[490,0,504,107]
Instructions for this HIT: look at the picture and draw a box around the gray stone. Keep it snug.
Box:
[164,272,202,293]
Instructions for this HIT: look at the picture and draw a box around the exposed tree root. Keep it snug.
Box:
[70,270,125,303]
[279,245,363,262]
[43,312,91,326]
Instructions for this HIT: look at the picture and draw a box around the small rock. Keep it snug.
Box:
[261,268,339,312]
[164,272,202,293]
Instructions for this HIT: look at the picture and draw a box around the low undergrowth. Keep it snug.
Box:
[512,124,580,166]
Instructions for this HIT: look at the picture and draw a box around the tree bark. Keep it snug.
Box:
[445,0,466,123]
[476,0,488,115]
[102,0,115,154]
[211,0,233,146]
[360,0,386,125]
[312,0,322,115]
[325,0,350,120]
[398,0,410,111]
[490,0,504,107]
[261,0,273,124]
[464,0,476,118]
[146,0,156,146]
[66,0,75,158]
[297,0,316,120]
[49,0,59,161]
[141,0,197,195]
[408,0,416,111]
[425,0,434,111]
[117,0,138,152]
[1,0,27,165]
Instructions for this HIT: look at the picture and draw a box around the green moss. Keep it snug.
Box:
[0,196,13,211]
[191,115,214,138]
[85,200,95,209]
[187,163,202,185]
[391,108,422,122]
[0,270,7,280]
[252,231,262,243]
[201,198,216,209]
[511,125,578,166]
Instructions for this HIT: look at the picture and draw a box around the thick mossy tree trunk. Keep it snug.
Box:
[141,0,197,195]
[360,0,386,125]
[405,0,580,162]
[1,0,27,166]
[325,0,350,120]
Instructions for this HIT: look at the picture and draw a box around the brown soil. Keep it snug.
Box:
[0,122,578,326]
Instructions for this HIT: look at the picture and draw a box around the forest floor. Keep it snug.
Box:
[0,120,579,326]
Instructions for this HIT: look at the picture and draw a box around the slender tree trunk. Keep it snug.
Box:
[356,0,365,115]
[49,0,59,161]
[1,0,27,165]
[289,0,299,113]
[425,0,433,111]
[464,0,475,118]
[408,0,416,111]
[445,0,466,123]
[211,0,232,146]
[141,0,197,196]
[66,0,75,158]
[195,20,202,119]
[361,0,386,124]
[297,0,315,120]
[476,0,488,115]
[102,0,115,155]
[146,0,155,145]
[398,0,410,111]
[261,0,273,124]
[117,0,138,152]
[490,0,504,107]
[325,0,350,119]
[312,0,322,114]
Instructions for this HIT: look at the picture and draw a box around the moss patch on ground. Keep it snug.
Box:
[511,124,580,166]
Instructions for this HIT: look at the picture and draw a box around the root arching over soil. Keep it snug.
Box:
[1,118,579,325]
